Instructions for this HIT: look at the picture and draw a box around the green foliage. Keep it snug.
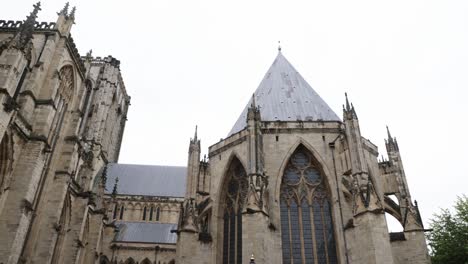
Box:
[427,195,468,264]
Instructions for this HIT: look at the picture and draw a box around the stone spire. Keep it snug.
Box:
[385,125,399,152]
[1,2,41,55]
[56,2,75,35]
[58,2,69,16]
[343,92,358,120]
[111,177,119,197]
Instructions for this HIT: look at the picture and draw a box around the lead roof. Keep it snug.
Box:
[114,222,178,244]
[228,51,340,136]
[105,163,186,197]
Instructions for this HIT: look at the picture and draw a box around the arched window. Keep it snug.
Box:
[48,66,74,146]
[113,203,118,219]
[142,206,147,220]
[280,146,338,264]
[156,207,160,221]
[141,258,152,264]
[149,207,154,221]
[222,157,248,264]
[124,257,136,264]
[119,205,124,220]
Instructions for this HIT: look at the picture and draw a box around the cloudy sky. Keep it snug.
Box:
[3,0,467,230]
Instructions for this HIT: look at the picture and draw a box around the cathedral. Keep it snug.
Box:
[0,3,431,264]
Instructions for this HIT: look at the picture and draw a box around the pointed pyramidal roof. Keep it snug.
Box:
[228,51,340,136]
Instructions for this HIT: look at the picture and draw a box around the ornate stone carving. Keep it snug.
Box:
[179,198,198,232]
[245,172,268,214]
[352,173,382,216]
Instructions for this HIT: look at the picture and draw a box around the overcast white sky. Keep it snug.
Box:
[3,0,467,231]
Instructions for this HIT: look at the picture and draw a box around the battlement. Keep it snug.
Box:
[0,20,56,31]
[82,55,121,68]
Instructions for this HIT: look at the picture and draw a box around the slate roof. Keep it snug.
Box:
[228,51,341,136]
[114,222,178,244]
[105,163,186,197]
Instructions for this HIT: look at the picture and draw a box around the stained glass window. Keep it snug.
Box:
[280,146,338,264]
[222,158,248,264]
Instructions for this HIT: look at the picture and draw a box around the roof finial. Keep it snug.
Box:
[386,125,392,140]
[69,6,76,19]
[58,2,69,16]
[278,41,282,52]
[111,177,119,196]
[345,92,351,111]
[7,2,41,51]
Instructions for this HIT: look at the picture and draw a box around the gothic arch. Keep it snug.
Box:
[56,65,75,103]
[99,255,111,264]
[278,144,339,264]
[141,258,152,264]
[216,151,248,203]
[124,257,136,264]
[218,155,248,264]
[274,139,336,203]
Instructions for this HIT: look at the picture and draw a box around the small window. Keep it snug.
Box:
[113,204,118,219]
[119,205,124,220]
[149,207,154,221]
[156,207,160,221]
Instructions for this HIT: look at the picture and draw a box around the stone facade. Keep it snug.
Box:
[174,54,432,264]
[0,3,129,264]
[0,3,431,264]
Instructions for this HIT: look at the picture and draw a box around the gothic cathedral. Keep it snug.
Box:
[0,3,430,264]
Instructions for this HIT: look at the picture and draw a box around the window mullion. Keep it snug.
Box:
[310,204,318,264]
[298,202,306,264]
[320,204,330,264]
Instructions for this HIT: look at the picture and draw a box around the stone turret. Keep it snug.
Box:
[343,93,381,214]
[342,94,394,264]
[55,2,75,37]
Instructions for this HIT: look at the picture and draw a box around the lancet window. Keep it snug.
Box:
[149,207,154,221]
[222,158,248,264]
[156,207,160,221]
[142,206,147,220]
[280,146,338,264]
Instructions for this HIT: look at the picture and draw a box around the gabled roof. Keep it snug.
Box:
[228,51,340,136]
[105,163,186,197]
[114,222,177,244]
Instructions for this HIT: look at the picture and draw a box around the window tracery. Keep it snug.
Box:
[222,158,248,264]
[280,146,338,264]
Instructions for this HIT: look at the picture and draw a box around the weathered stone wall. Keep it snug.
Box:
[0,4,130,264]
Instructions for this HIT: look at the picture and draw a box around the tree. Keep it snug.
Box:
[427,195,468,264]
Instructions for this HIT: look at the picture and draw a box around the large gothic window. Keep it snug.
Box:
[280,146,338,264]
[222,158,248,264]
